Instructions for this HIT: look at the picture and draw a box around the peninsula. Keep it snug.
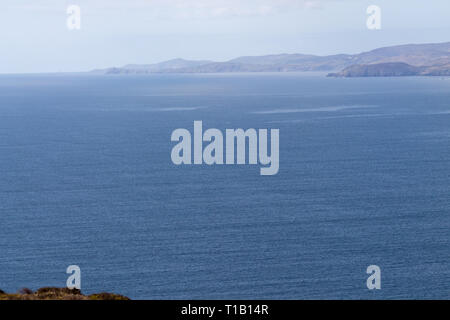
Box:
[91,42,450,77]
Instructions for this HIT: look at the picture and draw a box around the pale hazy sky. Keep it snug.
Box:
[1,0,449,73]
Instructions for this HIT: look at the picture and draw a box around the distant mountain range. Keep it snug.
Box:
[92,42,450,77]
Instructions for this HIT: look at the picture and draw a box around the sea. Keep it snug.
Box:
[0,73,449,299]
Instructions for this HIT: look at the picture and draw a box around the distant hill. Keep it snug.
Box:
[351,42,450,66]
[327,62,424,77]
[92,42,450,76]
[328,61,450,77]
[91,58,213,74]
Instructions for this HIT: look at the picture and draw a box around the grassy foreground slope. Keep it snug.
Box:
[0,287,129,300]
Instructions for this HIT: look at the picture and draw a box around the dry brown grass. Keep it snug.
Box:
[0,287,129,300]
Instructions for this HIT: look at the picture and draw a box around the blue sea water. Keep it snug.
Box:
[0,73,449,299]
